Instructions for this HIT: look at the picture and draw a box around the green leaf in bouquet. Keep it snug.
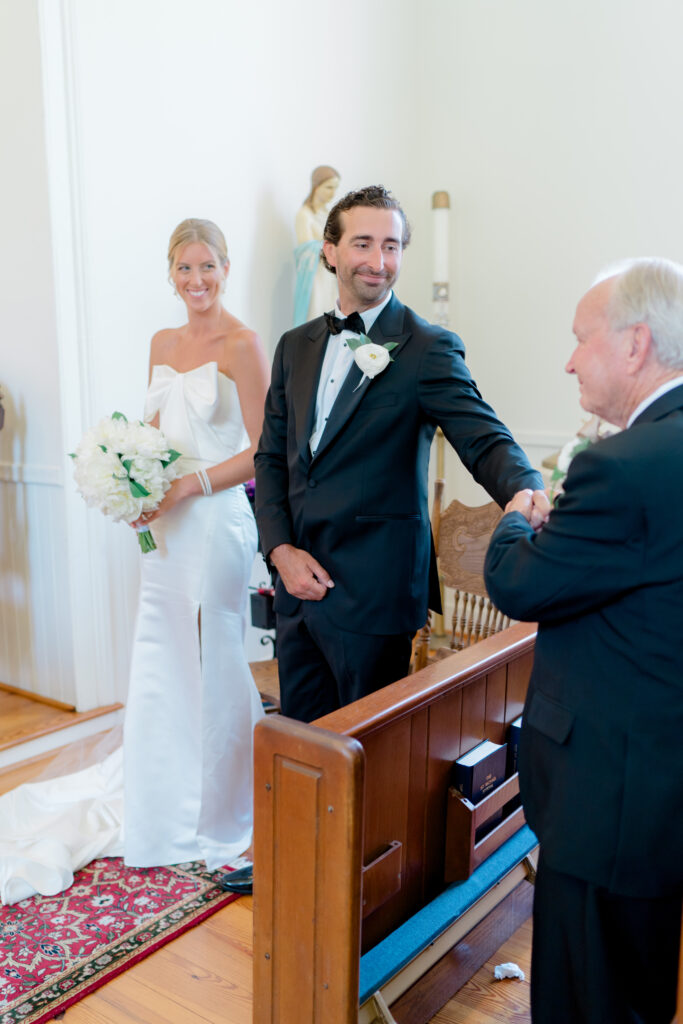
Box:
[121,458,133,473]
[99,444,108,453]
[161,449,182,467]
[112,411,128,422]
[128,478,151,498]
[69,452,76,459]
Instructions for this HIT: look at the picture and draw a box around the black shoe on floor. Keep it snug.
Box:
[218,864,253,895]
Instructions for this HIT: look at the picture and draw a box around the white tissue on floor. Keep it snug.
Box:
[493,961,525,981]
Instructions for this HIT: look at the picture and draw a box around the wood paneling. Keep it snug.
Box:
[504,650,534,723]
[483,665,508,745]
[424,689,464,897]
[459,675,487,755]
[0,478,76,703]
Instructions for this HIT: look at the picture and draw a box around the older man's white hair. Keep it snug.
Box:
[594,257,683,370]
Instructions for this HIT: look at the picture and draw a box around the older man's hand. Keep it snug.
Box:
[506,489,551,531]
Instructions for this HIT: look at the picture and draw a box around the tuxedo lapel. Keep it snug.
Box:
[311,295,411,463]
[369,294,412,361]
[294,318,330,465]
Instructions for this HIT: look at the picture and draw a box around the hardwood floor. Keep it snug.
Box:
[1,684,532,1024]
[64,899,255,1024]
[428,919,531,1024]
[0,684,122,753]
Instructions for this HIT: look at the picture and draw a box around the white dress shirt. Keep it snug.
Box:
[626,374,683,427]
[309,291,393,455]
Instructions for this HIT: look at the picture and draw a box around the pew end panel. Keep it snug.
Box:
[253,718,365,1024]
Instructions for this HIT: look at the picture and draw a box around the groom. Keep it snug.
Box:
[255,185,545,723]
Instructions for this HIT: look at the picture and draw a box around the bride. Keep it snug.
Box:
[0,219,270,904]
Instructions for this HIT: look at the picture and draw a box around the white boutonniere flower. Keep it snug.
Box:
[347,333,398,390]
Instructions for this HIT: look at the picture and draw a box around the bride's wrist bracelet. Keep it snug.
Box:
[195,468,213,496]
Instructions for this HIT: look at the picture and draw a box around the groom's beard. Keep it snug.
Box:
[340,265,397,309]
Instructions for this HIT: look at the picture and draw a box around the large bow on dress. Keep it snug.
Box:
[144,363,223,463]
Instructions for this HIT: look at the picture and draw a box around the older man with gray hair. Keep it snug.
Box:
[485,258,683,1024]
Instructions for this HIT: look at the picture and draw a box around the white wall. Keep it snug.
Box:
[426,0,683,502]
[68,0,427,426]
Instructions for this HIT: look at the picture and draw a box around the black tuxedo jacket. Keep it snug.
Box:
[255,294,542,635]
[485,384,683,897]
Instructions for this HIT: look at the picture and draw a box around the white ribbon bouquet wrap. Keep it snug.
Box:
[70,411,181,552]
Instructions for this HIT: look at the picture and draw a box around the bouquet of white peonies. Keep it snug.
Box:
[70,411,181,552]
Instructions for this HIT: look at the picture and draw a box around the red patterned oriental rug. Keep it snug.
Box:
[0,857,238,1024]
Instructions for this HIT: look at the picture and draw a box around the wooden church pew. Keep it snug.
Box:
[252,621,537,1024]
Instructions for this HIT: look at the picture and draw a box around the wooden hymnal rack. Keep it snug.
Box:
[444,772,526,882]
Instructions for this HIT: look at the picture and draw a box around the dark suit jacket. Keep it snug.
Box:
[485,384,683,897]
[255,294,541,635]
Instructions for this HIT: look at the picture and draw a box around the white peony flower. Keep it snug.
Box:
[353,343,391,379]
[555,436,581,474]
[122,421,171,461]
[95,415,131,454]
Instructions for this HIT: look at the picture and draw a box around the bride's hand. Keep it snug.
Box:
[133,475,200,527]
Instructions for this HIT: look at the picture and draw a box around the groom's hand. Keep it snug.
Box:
[270,544,335,601]
[505,488,551,531]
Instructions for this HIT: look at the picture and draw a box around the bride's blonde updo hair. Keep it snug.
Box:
[167,218,229,273]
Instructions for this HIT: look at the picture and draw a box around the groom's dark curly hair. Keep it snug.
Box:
[321,185,412,274]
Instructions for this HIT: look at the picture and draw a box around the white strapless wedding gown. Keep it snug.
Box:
[0,363,264,904]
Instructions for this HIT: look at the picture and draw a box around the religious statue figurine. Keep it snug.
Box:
[293,165,340,325]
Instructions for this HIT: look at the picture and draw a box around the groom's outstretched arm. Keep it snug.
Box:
[417,328,543,506]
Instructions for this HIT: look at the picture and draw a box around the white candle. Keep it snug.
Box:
[434,210,448,283]
[432,191,450,325]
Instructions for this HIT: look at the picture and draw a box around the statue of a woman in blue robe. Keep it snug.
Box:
[293,165,340,326]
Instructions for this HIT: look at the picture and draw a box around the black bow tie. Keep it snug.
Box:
[324,310,366,336]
